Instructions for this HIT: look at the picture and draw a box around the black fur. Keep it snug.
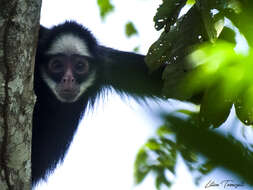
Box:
[32,21,163,185]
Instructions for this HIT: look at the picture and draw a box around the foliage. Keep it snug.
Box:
[135,111,253,188]
[134,136,176,189]
[146,0,253,127]
[135,0,253,189]
[180,42,253,127]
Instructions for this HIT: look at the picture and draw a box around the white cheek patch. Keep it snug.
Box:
[47,34,91,57]
[78,72,96,97]
[41,68,96,103]
[41,69,62,100]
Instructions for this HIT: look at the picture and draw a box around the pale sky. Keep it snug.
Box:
[35,1,251,190]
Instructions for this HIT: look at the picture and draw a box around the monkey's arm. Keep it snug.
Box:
[98,46,164,98]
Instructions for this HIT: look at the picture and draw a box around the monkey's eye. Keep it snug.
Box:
[49,59,64,73]
[74,60,89,74]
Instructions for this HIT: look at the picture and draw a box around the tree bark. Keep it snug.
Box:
[0,0,41,189]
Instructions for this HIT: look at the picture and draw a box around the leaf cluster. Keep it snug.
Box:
[146,0,253,127]
[135,110,253,189]
[135,0,253,189]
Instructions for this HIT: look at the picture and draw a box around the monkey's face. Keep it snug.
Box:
[39,33,97,103]
[41,54,96,103]
[40,55,96,103]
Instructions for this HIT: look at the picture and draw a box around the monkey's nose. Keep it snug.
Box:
[62,76,75,83]
[61,75,75,90]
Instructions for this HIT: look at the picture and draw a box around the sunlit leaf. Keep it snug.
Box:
[187,0,195,5]
[179,43,229,99]
[146,138,161,150]
[180,42,246,127]
[199,62,245,127]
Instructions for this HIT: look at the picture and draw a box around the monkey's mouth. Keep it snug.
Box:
[59,90,79,102]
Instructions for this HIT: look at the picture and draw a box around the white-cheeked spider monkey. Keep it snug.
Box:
[32,21,163,185]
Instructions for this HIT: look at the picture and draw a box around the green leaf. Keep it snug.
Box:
[125,22,138,37]
[180,41,243,98]
[156,125,173,136]
[146,139,161,150]
[187,0,195,5]
[134,148,150,184]
[154,0,187,31]
[199,78,233,128]
[97,0,114,20]
[196,0,224,42]
[133,46,140,53]
[177,109,199,116]
[235,85,253,125]
[180,42,245,127]
[155,172,172,190]
[146,6,207,73]
[234,51,253,125]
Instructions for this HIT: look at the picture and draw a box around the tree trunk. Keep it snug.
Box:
[0,0,41,189]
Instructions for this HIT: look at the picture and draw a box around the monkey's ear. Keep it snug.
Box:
[39,25,50,40]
